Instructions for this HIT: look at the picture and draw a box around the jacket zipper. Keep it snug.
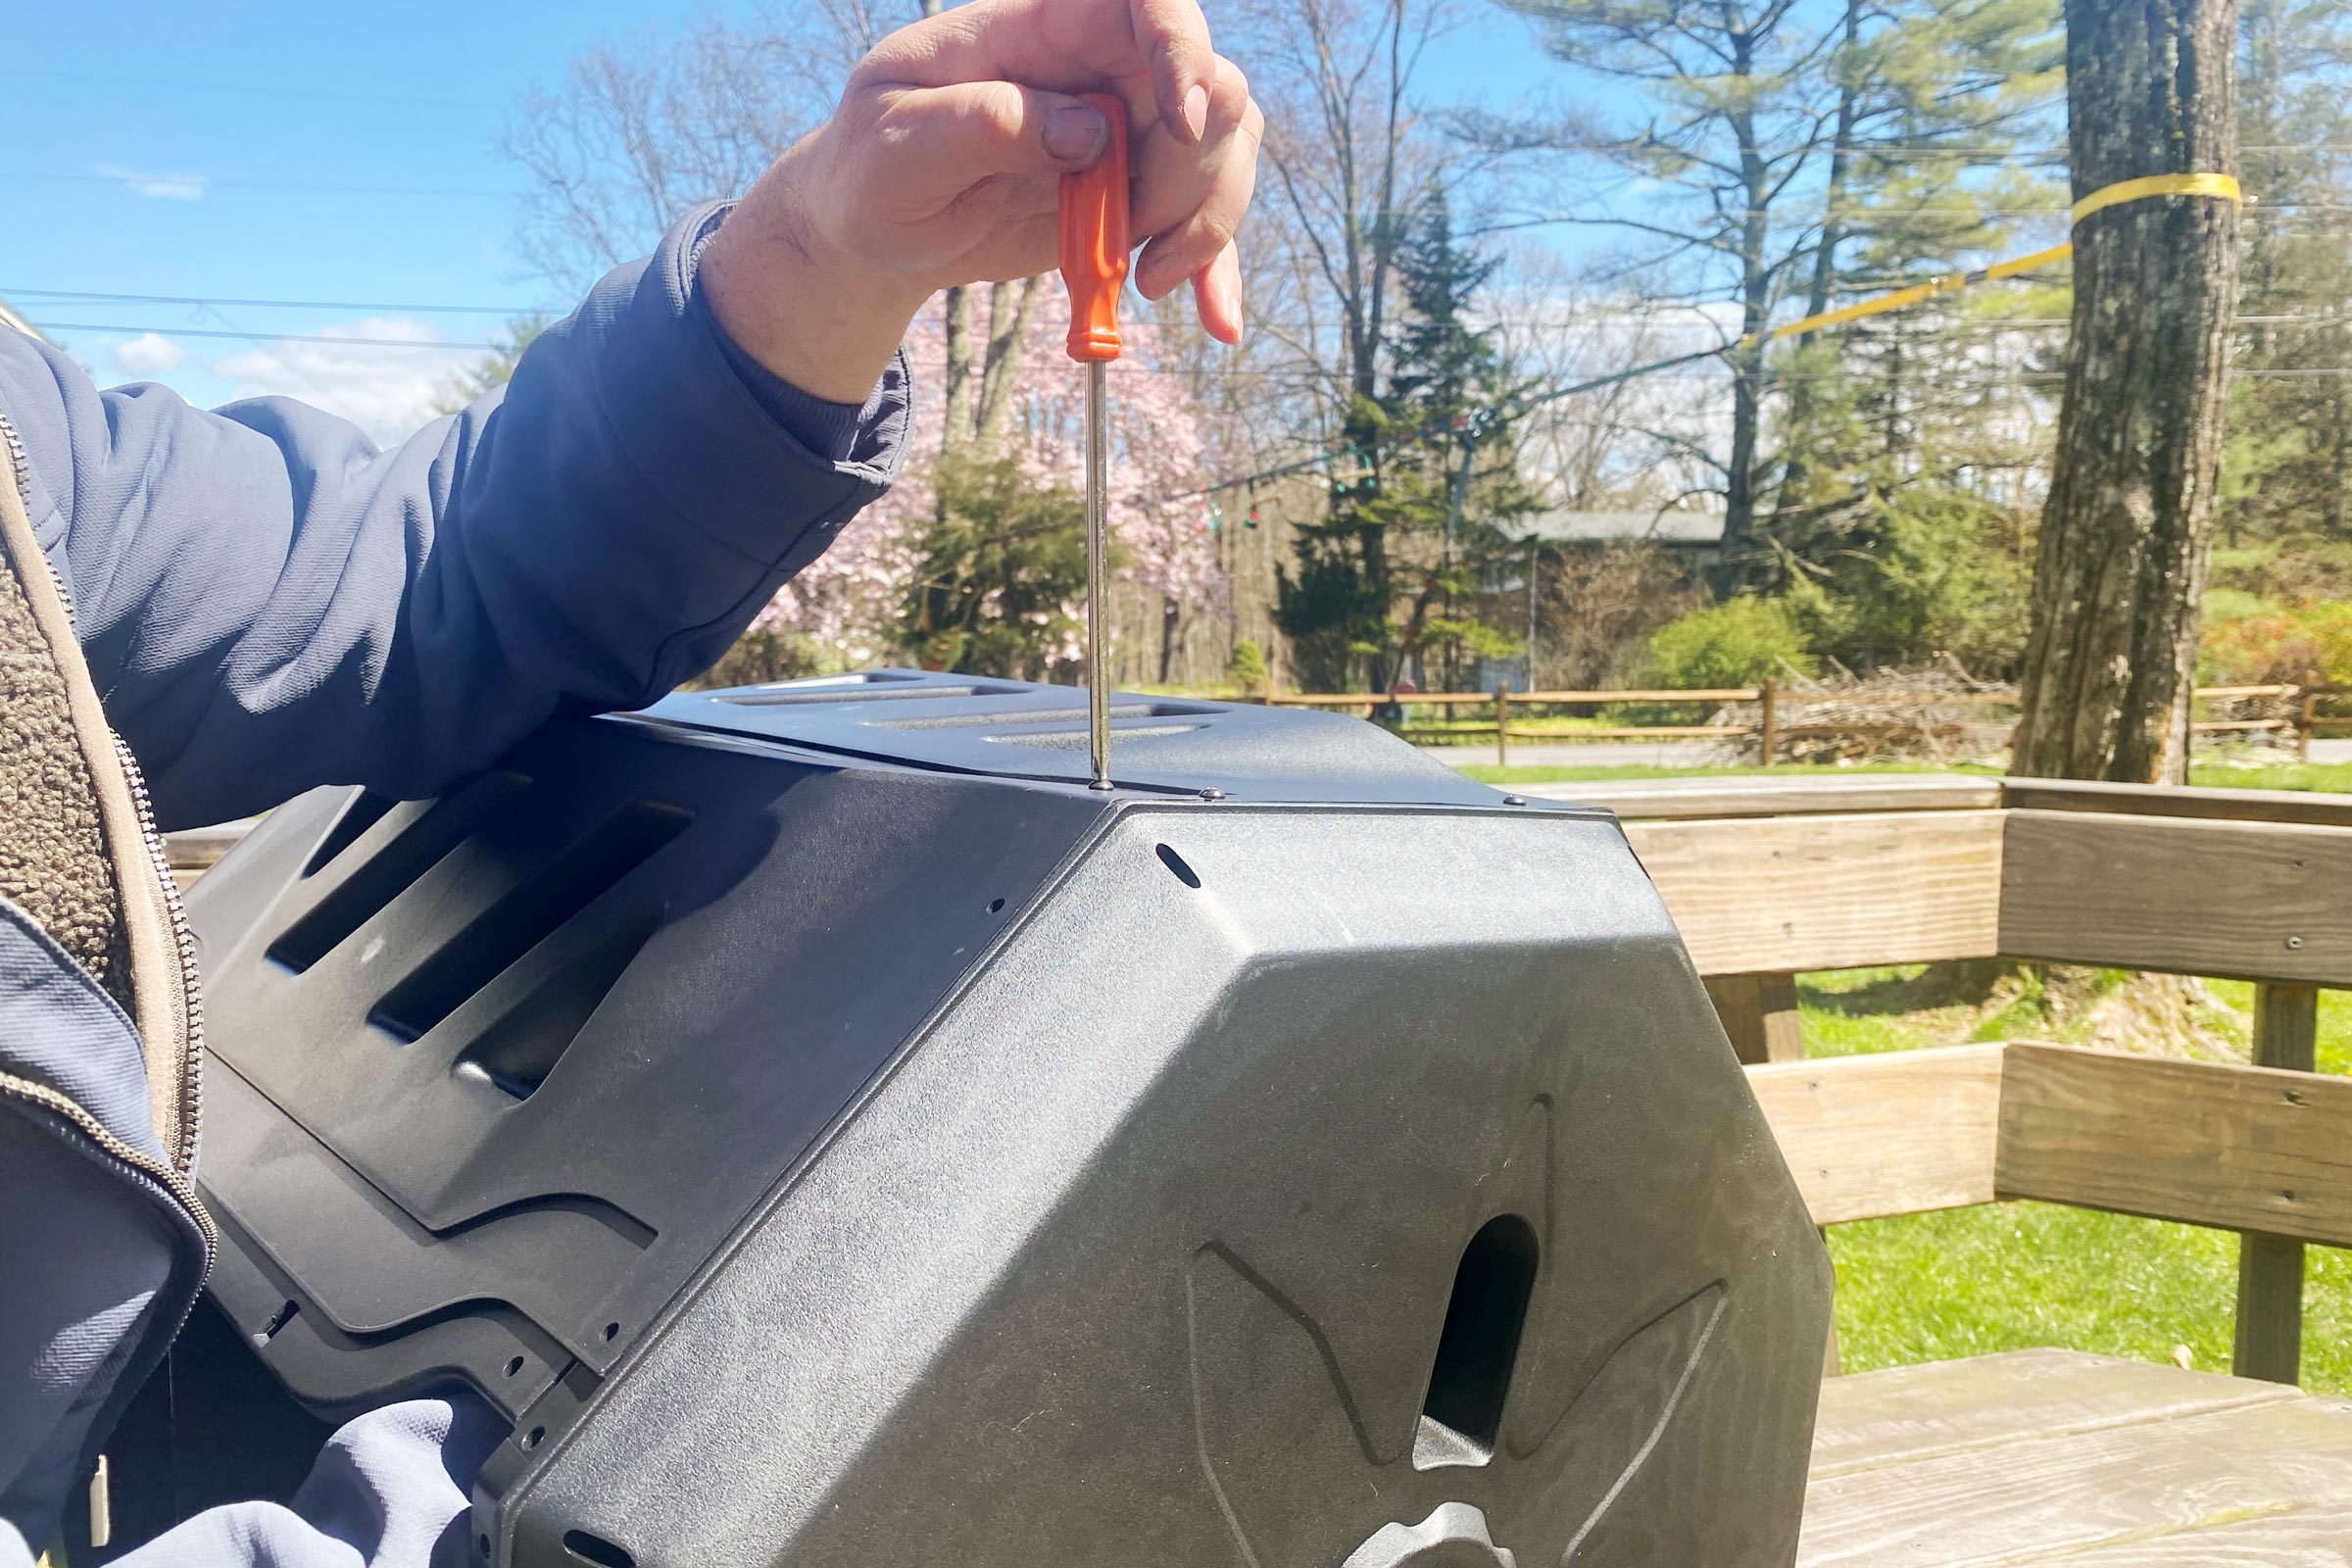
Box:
[0,406,215,1245]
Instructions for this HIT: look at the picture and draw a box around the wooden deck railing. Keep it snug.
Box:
[1583,772,2352,1385]
[1258,680,2349,763]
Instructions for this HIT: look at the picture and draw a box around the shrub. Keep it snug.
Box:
[1225,639,1268,693]
[693,627,821,689]
[2197,596,2352,685]
[1638,596,1817,690]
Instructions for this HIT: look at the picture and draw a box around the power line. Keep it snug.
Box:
[0,67,500,113]
[32,322,497,350]
[5,287,551,317]
[3,172,518,200]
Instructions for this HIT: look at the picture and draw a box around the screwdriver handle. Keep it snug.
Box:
[1058,92,1130,364]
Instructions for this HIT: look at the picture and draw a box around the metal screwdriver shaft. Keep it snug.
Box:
[1083,359,1111,787]
[1057,92,1131,793]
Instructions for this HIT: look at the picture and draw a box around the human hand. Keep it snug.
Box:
[702,0,1261,404]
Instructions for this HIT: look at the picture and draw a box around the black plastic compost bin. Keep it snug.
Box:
[168,669,1829,1567]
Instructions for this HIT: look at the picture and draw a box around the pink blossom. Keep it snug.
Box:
[756,291,1231,667]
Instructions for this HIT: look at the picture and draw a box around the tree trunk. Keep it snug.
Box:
[1159,595,1181,683]
[1770,0,1862,521]
[940,283,976,454]
[2012,0,2239,784]
[974,276,1045,454]
[1709,50,1770,598]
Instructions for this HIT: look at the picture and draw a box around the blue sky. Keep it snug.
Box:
[4,2,1565,439]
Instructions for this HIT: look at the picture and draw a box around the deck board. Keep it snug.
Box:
[1803,1351,2352,1566]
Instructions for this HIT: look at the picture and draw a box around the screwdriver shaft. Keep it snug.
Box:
[1085,360,1112,790]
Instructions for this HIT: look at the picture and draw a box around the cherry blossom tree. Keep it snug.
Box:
[757,297,1232,676]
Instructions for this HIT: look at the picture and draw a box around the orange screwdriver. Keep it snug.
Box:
[1058,91,1130,792]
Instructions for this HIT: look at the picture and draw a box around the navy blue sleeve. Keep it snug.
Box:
[0,202,910,829]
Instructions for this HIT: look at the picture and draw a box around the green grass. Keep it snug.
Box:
[1796,963,2352,1393]
[1831,1202,2352,1391]
[2186,760,2352,793]
[1457,758,2352,790]
[1458,760,1993,784]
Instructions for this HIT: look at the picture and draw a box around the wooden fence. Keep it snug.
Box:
[1261,680,2352,763]
[1578,772,2352,1385]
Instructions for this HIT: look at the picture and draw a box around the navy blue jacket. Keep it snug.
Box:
[0,204,908,1566]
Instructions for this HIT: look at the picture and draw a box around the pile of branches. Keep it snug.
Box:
[1714,664,2018,764]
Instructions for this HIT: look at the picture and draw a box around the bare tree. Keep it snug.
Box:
[501,1,1046,463]
[1235,0,1451,412]
[2012,0,2240,783]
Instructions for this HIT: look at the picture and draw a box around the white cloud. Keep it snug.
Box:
[113,332,183,375]
[211,318,476,446]
[96,164,207,200]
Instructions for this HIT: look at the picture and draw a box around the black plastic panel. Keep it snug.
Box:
[181,673,1830,1566]
[639,667,1505,804]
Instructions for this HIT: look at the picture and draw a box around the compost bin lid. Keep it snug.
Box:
[640,668,1510,807]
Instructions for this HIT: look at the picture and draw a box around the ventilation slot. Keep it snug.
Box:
[1155,844,1202,888]
[270,772,532,972]
[561,1531,635,1568]
[872,701,1213,730]
[303,790,401,876]
[716,682,1018,707]
[369,801,690,1044]
[452,917,656,1100]
[1413,1214,1539,1470]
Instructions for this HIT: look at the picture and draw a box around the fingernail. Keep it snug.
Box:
[1045,103,1109,164]
[1182,84,1209,141]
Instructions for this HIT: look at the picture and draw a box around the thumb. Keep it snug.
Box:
[872,81,1113,184]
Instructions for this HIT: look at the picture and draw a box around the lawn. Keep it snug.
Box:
[1796,964,2352,1394]
[1458,757,2352,791]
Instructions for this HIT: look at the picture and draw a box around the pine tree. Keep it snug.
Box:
[1277,188,1538,692]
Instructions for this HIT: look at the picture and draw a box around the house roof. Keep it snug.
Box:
[1494,509,1727,546]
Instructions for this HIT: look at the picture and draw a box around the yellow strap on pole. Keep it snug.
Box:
[2069,171,2242,225]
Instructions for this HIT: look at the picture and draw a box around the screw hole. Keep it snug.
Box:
[986,897,1005,914]
[602,1321,619,1342]
[522,1426,546,1450]
[1154,843,1201,888]
[504,1355,524,1378]
[478,1535,490,1558]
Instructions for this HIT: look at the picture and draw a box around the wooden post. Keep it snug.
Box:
[1496,681,1511,768]
[1703,971,1805,1063]
[2233,981,2319,1385]
[2300,674,2319,762]
[1758,677,1780,767]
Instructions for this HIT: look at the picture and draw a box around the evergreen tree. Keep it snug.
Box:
[1277,189,1537,691]
[2223,0,2352,543]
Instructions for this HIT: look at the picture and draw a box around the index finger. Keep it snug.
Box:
[858,0,1217,144]
[1127,0,1215,142]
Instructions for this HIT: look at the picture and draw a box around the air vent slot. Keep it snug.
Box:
[303,790,401,876]
[270,772,531,972]
[991,724,1203,749]
[452,917,656,1100]
[872,702,1213,730]
[562,1531,635,1568]
[716,682,1020,707]
[1413,1214,1539,1470]
[370,801,690,1044]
